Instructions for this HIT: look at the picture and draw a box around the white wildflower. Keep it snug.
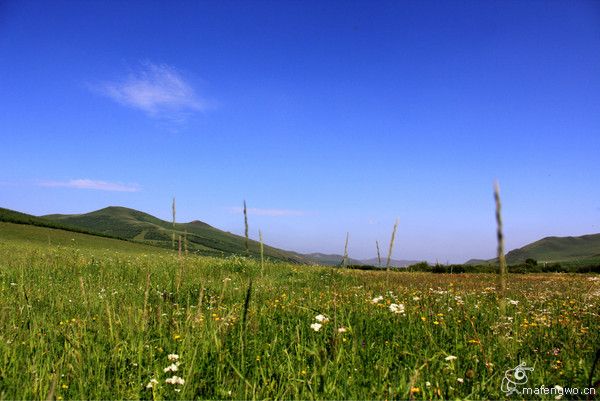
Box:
[413,296,421,301]
[389,303,405,314]
[310,323,322,332]
[164,363,179,373]
[315,314,329,323]
[457,378,464,383]
[445,355,457,361]
[168,353,179,361]
[146,378,158,389]
[337,327,347,333]
[371,295,384,304]
[554,385,563,400]
[165,375,185,385]
[508,299,519,305]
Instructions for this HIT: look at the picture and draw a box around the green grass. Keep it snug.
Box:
[0,227,598,399]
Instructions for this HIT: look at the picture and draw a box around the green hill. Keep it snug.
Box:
[504,233,600,264]
[0,221,168,255]
[42,206,307,263]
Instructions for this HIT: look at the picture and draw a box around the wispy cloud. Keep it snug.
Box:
[92,62,206,120]
[40,179,140,192]
[228,207,306,217]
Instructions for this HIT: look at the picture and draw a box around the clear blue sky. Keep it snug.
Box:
[1,0,599,263]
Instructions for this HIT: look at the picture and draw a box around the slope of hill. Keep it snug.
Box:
[42,206,308,263]
[0,221,168,255]
[504,233,600,264]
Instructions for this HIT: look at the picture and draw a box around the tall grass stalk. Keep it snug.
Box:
[142,271,151,324]
[343,232,349,267]
[172,197,176,249]
[184,229,188,255]
[494,181,507,312]
[386,219,399,271]
[259,229,264,276]
[243,200,249,254]
[376,240,382,267]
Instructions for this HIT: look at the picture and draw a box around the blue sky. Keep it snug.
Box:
[1,1,599,263]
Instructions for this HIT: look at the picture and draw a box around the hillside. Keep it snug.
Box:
[0,221,168,255]
[504,233,600,264]
[464,233,600,265]
[42,206,308,263]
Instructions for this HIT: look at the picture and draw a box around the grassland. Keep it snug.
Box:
[0,223,598,399]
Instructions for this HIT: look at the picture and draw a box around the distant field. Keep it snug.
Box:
[0,225,598,399]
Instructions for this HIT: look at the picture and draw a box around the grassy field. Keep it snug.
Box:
[0,224,599,400]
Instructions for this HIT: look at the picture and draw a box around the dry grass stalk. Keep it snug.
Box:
[79,276,87,306]
[184,229,188,255]
[172,197,176,249]
[343,232,349,267]
[376,240,382,267]
[142,271,151,324]
[259,229,264,276]
[494,182,508,317]
[386,219,399,271]
[243,200,249,254]
[45,374,57,401]
[494,181,508,301]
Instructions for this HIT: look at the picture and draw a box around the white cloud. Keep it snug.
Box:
[228,207,306,217]
[40,179,140,192]
[92,62,206,119]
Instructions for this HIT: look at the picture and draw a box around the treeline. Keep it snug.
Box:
[346,259,600,274]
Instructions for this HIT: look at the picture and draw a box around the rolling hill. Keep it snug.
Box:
[42,206,309,263]
[0,221,169,255]
[465,233,600,265]
[1,206,308,263]
[504,233,600,264]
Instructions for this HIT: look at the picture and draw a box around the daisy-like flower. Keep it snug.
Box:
[315,314,329,323]
[509,299,519,305]
[445,355,457,361]
[146,378,158,389]
[389,303,405,314]
[164,363,179,373]
[165,376,185,385]
[371,295,384,304]
[337,327,348,333]
[168,353,179,361]
[457,378,464,383]
[310,323,322,332]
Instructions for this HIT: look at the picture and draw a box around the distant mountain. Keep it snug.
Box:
[40,206,308,263]
[300,252,364,266]
[464,258,493,266]
[360,257,421,268]
[465,233,600,265]
[297,253,421,268]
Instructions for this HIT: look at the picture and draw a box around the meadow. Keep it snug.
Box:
[0,228,598,400]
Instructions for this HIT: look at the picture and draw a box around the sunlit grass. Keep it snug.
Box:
[0,240,598,399]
